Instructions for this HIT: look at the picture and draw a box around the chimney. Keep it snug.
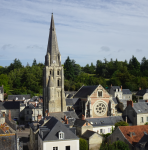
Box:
[130,132,132,138]
[8,110,11,121]
[125,116,127,123]
[45,109,48,116]
[81,114,85,120]
[37,115,42,121]
[127,100,133,107]
[111,84,112,87]
[66,119,68,124]
[139,87,141,90]
[47,112,50,116]
[2,112,5,117]
[121,85,122,91]
[64,115,67,121]
[145,100,148,102]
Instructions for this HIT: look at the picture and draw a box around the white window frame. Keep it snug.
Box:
[98,90,103,97]
[100,129,103,134]
[59,131,64,139]
[141,117,144,123]
[65,146,70,150]
[53,147,58,150]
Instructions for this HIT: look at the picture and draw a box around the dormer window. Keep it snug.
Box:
[98,91,102,97]
[23,97,25,100]
[59,131,64,139]
[16,97,18,100]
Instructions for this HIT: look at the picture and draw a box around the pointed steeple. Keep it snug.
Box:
[46,13,61,66]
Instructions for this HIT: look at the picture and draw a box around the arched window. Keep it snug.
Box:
[50,70,52,75]
[59,131,64,139]
[57,79,60,86]
[57,70,59,75]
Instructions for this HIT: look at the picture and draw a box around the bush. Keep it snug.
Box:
[80,138,88,150]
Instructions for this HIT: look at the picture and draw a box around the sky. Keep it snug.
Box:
[0,0,148,67]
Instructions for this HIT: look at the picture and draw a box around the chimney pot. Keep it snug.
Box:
[139,87,141,90]
[121,85,122,91]
[145,100,148,102]
[8,110,11,121]
[64,115,66,121]
[81,114,85,120]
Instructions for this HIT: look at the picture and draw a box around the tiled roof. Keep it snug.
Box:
[119,125,148,146]
[111,86,120,91]
[136,89,148,96]
[133,102,148,114]
[74,85,98,98]
[122,89,132,94]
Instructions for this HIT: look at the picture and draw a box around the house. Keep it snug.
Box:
[136,88,148,101]
[109,85,132,100]
[73,85,115,118]
[0,110,18,150]
[81,130,103,150]
[107,125,148,150]
[0,101,20,120]
[24,103,43,122]
[123,100,148,125]
[86,116,124,134]
[38,117,79,150]
[0,85,4,101]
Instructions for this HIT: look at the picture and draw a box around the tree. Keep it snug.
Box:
[32,58,37,66]
[115,121,129,128]
[80,138,88,150]
[144,122,148,125]
[100,140,130,150]
[64,56,75,80]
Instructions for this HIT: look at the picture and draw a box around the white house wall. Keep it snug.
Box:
[43,139,79,150]
[93,125,114,134]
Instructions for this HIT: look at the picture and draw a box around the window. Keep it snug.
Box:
[57,71,60,75]
[23,97,25,100]
[57,79,60,86]
[100,129,103,133]
[141,117,144,123]
[32,111,33,114]
[108,128,111,133]
[147,117,148,122]
[16,97,18,100]
[98,91,102,97]
[53,147,58,150]
[59,131,64,139]
[66,146,70,150]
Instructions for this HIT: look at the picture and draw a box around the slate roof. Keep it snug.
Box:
[39,117,79,141]
[0,86,4,93]
[74,119,87,127]
[25,103,42,109]
[111,86,120,91]
[81,130,97,140]
[0,101,20,109]
[66,98,79,106]
[136,89,148,96]
[133,102,148,114]
[73,85,98,98]
[8,95,31,100]
[113,97,118,104]
[86,116,124,127]
[119,125,148,146]
[122,89,132,94]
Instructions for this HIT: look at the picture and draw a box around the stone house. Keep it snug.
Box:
[38,117,79,150]
[24,103,43,122]
[73,85,115,118]
[123,100,148,125]
[109,85,132,100]
[81,130,103,150]
[136,88,148,101]
[0,101,20,120]
[107,125,148,150]
[0,85,4,101]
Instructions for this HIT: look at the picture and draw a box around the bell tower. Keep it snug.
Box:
[43,13,66,115]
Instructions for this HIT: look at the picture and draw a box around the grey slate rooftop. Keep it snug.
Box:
[112,97,118,104]
[8,94,30,100]
[133,102,148,114]
[136,89,148,96]
[122,89,132,94]
[39,117,79,141]
[86,116,124,127]
[110,86,120,91]
[0,101,20,109]
[73,85,98,98]
[66,98,79,106]
[25,103,43,109]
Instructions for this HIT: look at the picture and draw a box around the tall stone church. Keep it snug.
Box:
[43,14,66,115]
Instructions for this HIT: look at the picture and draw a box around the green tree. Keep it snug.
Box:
[115,121,129,128]
[32,58,37,66]
[144,122,148,125]
[80,138,88,150]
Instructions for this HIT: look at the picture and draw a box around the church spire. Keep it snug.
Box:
[46,13,61,66]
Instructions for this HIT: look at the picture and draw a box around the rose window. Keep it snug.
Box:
[94,101,107,116]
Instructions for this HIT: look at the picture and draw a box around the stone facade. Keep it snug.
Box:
[43,14,66,115]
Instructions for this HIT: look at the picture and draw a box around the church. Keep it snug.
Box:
[43,14,115,118]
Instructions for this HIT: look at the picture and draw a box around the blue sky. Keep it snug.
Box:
[0,0,148,67]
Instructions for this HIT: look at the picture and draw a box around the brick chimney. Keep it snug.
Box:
[81,114,85,120]
[127,100,133,107]
[45,109,48,116]
[139,87,141,90]
[145,100,148,102]
[64,115,67,121]
[47,112,50,116]
[8,110,11,121]
[121,85,122,91]
[2,112,5,117]
[65,118,68,124]
[37,115,42,121]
